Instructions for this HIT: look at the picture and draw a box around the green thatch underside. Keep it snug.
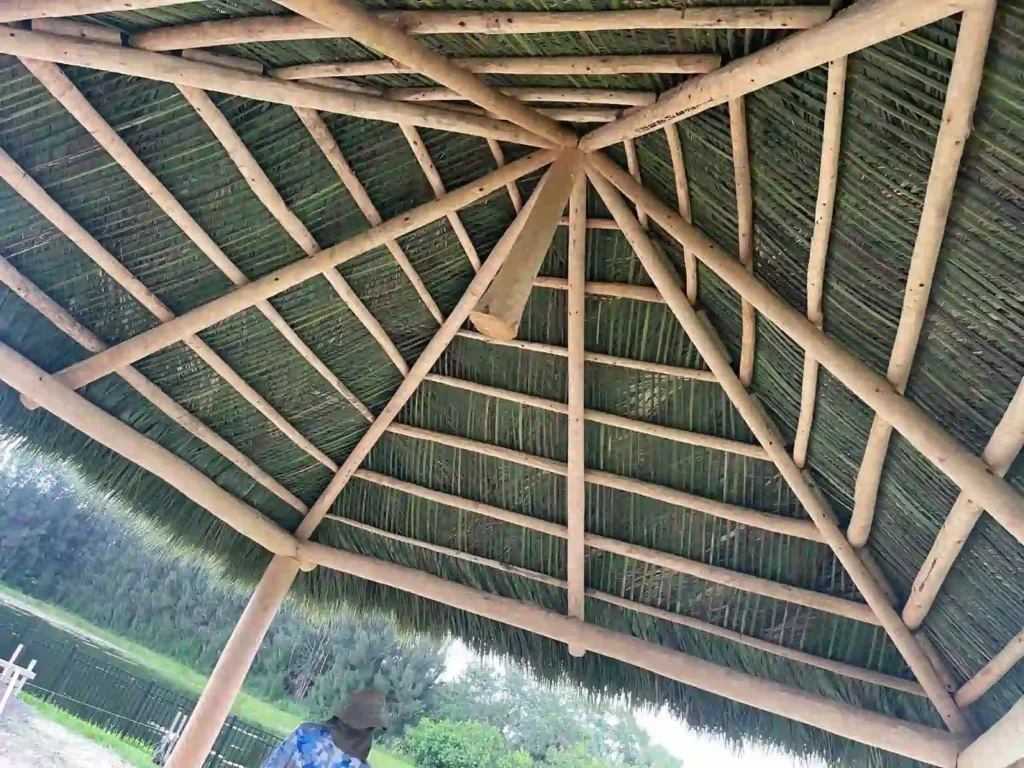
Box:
[1,2,1023,765]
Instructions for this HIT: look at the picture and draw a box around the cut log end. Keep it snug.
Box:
[19,393,40,411]
[468,309,520,341]
[568,643,587,658]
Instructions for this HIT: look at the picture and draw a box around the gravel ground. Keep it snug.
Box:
[0,698,135,767]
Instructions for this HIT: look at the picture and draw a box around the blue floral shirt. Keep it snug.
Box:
[262,723,369,768]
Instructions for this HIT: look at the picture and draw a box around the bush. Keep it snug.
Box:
[402,718,533,768]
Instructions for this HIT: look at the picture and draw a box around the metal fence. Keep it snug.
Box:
[0,614,281,767]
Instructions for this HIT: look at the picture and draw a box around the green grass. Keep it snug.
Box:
[22,694,155,768]
[1,586,414,767]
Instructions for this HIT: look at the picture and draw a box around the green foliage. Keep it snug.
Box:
[402,718,534,768]
[23,695,155,768]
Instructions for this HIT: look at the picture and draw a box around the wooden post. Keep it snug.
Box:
[165,555,300,768]
[585,163,971,734]
[274,0,576,147]
[794,56,848,468]
[729,97,756,386]
[566,174,587,657]
[847,3,997,546]
[302,542,964,768]
[958,699,1024,768]
[0,342,298,556]
[586,151,1024,549]
[579,0,970,150]
[48,151,555,390]
[470,151,583,340]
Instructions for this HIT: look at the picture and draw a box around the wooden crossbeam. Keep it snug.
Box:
[956,629,1024,709]
[41,152,555,392]
[904,378,1024,630]
[129,8,833,50]
[275,0,576,148]
[0,257,306,512]
[848,4,996,546]
[0,341,298,556]
[331,473,924,695]
[270,55,721,80]
[302,542,963,767]
[664,125,696,304]
[0,146,339,472]
[471,152,582,340]
[588,151,1024,550]
[586,160,972,734]
[729,97,757,386]
[793,56,848,468]
[0,28,547,147]
[0,0,181,22]
[579,0,973,150]
[388,88,657,106]
[293,171,553,540]
[958,699,1024,768]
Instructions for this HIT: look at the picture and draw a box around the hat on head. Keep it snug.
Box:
[333,689,387,730]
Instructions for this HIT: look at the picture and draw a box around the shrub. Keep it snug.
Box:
[402,718,533,768]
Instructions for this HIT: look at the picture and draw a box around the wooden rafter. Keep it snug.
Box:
[274,0,576,148]
[793,56,848,468]
[0,341,297,556]
[0,0,181,22]
[956,628,1024,709]
[471,151,582,340]
[664,124,696,304]
[0,28,547,147]
[848,4,996,546]
[957,699,1024,768]
[566,175,587,655]
[586,160,971,734]
[589,151,1024,548]
[294,108,444,325]
[579,0,975,150]
[623,139,647,228]
[128,7,834,50]
[0,146,339,472]
[0,257,306,513]
[904,378,1024,630]
[486,140,523,214]
[389,88,657,106]
[328,475,924,696]
[294,170,553,540]
[302,542,962,768]
[729,97,757,386]
[43,151,555,392]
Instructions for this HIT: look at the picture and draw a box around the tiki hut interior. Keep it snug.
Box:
[0,1,1021,766]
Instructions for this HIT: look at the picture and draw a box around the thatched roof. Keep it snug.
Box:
[0,1,1021,766]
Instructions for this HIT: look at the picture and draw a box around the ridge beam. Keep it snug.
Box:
[470,150,583,340]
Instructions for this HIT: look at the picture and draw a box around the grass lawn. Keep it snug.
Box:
[2,586,414,767]
[23,694,154,768]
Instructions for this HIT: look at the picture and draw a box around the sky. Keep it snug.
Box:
[442,640,821,768]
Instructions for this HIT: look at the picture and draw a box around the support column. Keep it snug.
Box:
[166,554,300,768]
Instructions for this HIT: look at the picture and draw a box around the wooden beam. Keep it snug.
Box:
[275,0,576,148]
[0,27,548,147]
[794,56,848,468]
[533,276,660,303]
[847,4,996,547]
[0,0,181,22]
[623,139,647,228]
[586,162,972,734]
[387,421,820,542]
[729,97,757,386]
[956,629,1024,708]
[0,257,306,513]
[587,151,1024,550]
[486,139,523,215]
[293,169,554,540]
[165,555,300,768]
[566,174,587,656]
[0,341,297,556]
[0,146,339,472]
[389,87,657,107]
[424,374,768,459]
[270,55,722,80]
[330,478,923,695]
[664,125,696,304]
[904,379,1024,630]
[556,217,618,230]
[456,329,719,383]
[579,0,971,150]
[21,58,375,424]
[471,151,583,340]
[301,542,964,768]
[958,699,1024,768]
[399,125,481,271]
[45,151,555,391]
[28,17,123,45]
[130,8,833,50]
[294,108,444,325]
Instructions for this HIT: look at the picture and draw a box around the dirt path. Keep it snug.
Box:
[0,698,135,767]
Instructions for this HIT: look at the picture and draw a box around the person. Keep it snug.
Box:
[262,689,387,768]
